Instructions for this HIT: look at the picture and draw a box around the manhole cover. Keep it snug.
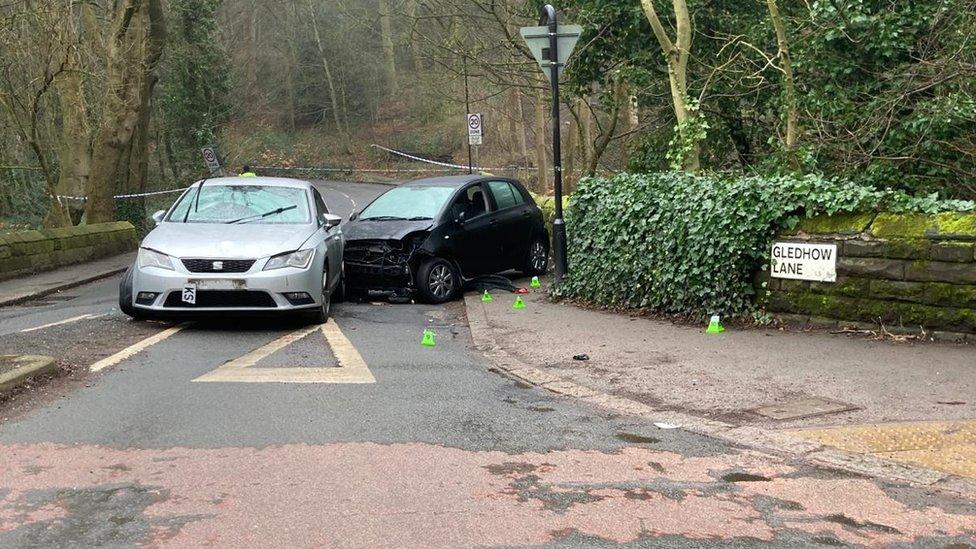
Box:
[752,397,859,420]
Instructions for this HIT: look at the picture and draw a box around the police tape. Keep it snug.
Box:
[369,144,537,172]
[57,188,189,201]
[251,165,456,174]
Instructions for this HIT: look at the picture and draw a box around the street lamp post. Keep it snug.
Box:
[541,4,567,281]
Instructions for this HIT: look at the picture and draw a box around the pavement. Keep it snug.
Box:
[0,181,974,547]
[464,282,976,493]
[0,252,135,307]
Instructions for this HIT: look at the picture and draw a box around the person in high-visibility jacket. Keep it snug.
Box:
[240,165,257,177]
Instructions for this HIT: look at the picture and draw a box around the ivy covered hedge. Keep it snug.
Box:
[557,172,974,319]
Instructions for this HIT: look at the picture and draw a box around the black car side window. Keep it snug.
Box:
[452,184,491,219]
[486,181,523,210]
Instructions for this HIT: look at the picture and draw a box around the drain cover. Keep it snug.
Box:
[752,397,859,420]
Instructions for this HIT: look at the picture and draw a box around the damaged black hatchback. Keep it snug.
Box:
[343,175,549,303]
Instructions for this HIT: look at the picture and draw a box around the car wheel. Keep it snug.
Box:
[307,269,332,324]
[522,237,549,275]
[331,262,346,303]
[118,265,145,320]
[416,257,459,304]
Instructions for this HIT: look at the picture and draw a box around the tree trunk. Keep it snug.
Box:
[307,0,345,132]
[766,0,799,169]
[516,90,530,164]
[284,0,299,133]
[86,0,149,223]
[47,64,89,225]
[533,89,549,194]
[640,0,700,172]
[579,97,592,174]
[378,0,398,95]
[586,78,625,176]
[244,0,258,101]
[404,0,423,71]
[565,103,578,193]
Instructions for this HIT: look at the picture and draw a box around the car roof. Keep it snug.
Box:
[398,175,491,188]
[191,176,313,188]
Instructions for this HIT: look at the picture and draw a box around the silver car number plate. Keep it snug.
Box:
[182,284,196,304]
[189,279,247,291]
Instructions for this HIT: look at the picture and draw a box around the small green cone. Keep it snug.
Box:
[530,276,541,289]
[513,296,526,310]
[421,329,436,347]
[481,289,493,303]
[705,315,725,334]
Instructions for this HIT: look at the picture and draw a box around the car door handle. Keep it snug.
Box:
[489,218,498,225]
[521,210,531,217]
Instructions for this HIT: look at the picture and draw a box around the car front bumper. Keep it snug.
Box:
[132,262,323,315]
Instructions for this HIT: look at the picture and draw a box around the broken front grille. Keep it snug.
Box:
[344,240,409,265]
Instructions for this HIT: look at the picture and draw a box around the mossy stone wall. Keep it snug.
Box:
[0,222,137,281]
[761,212,976,336]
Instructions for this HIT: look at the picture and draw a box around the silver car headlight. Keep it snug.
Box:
[138,248,175,271]
[264,249,314,271]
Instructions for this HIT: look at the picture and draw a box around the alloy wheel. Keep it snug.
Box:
[428,264,454,298]
[530,241,547,271]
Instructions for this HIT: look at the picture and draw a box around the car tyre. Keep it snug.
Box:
[306,268,333,324]
[331,262,346,303]
[118,265,146,320]
[522,236,549,276]
[416,257,459,304]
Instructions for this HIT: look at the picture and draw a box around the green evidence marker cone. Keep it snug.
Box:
[530,276,541,289]
[482,289,493,303]
[421,329,436,347]
[706,315,725,334]
[513,296,526,310]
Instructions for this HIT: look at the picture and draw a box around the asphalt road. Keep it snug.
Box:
[0,181,974,547]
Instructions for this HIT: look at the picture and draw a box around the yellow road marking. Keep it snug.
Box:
[790,420,976,478]
[193,321,375,384]
[89,323,189,372]
[21,313,104,333]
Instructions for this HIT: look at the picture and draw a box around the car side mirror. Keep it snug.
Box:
[349,211,359,221]
[151,210,166,225]
[452,205,467,225]
[323,213,342,228]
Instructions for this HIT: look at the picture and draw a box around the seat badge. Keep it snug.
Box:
[213,261,224,271]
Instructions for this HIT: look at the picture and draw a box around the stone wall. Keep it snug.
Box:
[0,222,137,281]
[762,212,976,338]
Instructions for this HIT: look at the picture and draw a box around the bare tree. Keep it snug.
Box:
[639,0,700,171]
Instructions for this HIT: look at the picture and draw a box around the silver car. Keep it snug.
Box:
[119,177,344,323]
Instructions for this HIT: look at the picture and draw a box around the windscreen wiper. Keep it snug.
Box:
[406,216,433,221]
[226,204,298,224]
[360,215,407,221]
[183,178,209,223]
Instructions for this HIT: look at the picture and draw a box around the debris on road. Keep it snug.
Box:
[572,354,589,361]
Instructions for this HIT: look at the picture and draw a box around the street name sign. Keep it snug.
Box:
[519,24,582,81]
[771,242,837,282]
[467,113,483,145]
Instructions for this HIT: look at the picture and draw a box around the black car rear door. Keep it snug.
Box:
[448,183,504,277]
[485,180,533,269]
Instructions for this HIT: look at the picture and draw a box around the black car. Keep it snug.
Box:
[343,175,549,303]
